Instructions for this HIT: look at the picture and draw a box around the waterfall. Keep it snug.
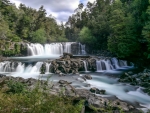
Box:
[64,42,73,53]
[0,61,16,72]
[45,63,51,73]
[78,43,86,55]
[103,59,114,70]
[96,60,102,71]
[27,42,75,56]
[15,62,24,73]
[111,58,120,69]
[83,60,88,72]
[96,58,128,71]
[30,62,43,73]
[45,43,63,55]
[0,61,47,74]
[81,44,86,55]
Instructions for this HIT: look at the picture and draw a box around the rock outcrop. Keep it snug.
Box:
[118,69,150,95]
[0,74,141,112]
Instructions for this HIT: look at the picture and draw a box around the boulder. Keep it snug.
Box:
[90,87,99,93]
[84,74,92,80]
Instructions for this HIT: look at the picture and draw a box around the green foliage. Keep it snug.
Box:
[31,28,46,44]
[6,80,26,94]
[0,12,10,39]
[0,1,68,56]
[57,37,68,42]
[40,64,46,74]
[2,49,15,56]
[12,35,21,42]
[14,43,20,53]
[65,0,150,66]
[78,26,96,45]
[142,5,150,59]
[0,79,85,113]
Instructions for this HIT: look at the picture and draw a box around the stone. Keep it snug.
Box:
[58,80,71,84]
[128,71,134,75]
[0,74,6,78]
[84,74,92,80]
[90,87,98,93]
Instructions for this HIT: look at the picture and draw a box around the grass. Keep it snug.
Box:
[0,78,147,113]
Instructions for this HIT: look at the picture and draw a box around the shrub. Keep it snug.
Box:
[6,80,26,94]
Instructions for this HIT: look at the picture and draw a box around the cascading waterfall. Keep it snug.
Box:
[0,61,52,74]
[83,60,88,72]
[81,44,86,55]
[15,62,25,73]
[27,42,75,56]
[0,61,16,72]
[111,58,120,69]
[96,60,102,71]
[78,43,86,55]
[96,58,128,71]
[45,63,51,73]
[64,42,73,53]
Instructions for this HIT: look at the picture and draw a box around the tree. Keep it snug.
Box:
[142,5,150,58]
[108,0,139,58]
[78,26,96,47]
[31,28,46,44]
[0,12,10,39]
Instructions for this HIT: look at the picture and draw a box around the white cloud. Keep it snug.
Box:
[9,0,95,23]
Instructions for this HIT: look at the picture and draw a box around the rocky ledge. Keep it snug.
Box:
[41,53,113,75]
[119,69,150,95]
[0,74,141,113]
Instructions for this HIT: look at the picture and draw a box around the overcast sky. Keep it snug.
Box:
[9,0,95,24]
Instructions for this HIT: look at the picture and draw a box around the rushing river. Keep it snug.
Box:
[0,42,150,112]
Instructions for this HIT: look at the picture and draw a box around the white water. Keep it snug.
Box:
[0,61,51,74]
[81,44,86,55]
[86,75,150,112]
[96,58,130,72]
[83,60,88,72]
[78,43,86,55]
[27,42,75,56]
[45,63,51,73]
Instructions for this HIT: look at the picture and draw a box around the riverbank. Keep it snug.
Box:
[0,74,143,113]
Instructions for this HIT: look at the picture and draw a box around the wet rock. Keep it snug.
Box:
[84,74,92,80]
[0,74,6,78]
[58,80,71,84]
[90,87,97,93]
[99,89,106,94]
[90,87,105,94]
[25,78,37,86]
[143,68,150,73]
[63,53,73,59]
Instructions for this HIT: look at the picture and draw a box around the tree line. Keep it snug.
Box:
[0,0,150,67]
[0,0,67,43]
[0,0,68,56]
[65,0,150,67]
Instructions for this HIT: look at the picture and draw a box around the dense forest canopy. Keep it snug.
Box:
[65,0,150,67]
[0,0,150,67]
[0,0,67,43]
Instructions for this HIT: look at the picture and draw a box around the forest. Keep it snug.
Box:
[65,0,150,67]
[0,0,150,67]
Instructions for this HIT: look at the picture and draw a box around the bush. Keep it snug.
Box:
[6,80,26,94]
